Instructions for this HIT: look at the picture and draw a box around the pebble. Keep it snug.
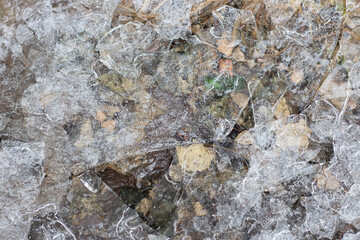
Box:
[74,119,93,148]
[169,165,183,182]
[176,144,215,172]
[315,168,341,191]
[194,202,207,216]
[70,163,87,176]
[232,46,245,62]
[218,58,234,76]
[136,198,152,216]
[290,69,304,84]
[247,59,256,68]
[275,119,311,149]
[96,110,107,123]
[235,130,254,145]
[319,66,349,109]
[274,97,291,119]
[217,34,234,57]
[101,120,116,132]
[231,92,249,109]
[103,105,120,116]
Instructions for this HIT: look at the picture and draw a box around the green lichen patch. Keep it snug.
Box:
[204,74,245,94]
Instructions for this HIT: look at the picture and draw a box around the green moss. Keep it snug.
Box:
[204,74,245,93]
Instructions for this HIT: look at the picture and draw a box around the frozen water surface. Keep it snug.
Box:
[1,0,360,239]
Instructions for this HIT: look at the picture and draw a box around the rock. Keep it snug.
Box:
[194,202,207,216]
[209,190,216,199]
[74,119,93,148]
[348,98,357,111]
[208,96,232,119]
[290,69,304,84]
[101,119,116,132]
[232,46,245,62]
[231,92,249,109]
[95,148,175,190]
[70,162,87,176]
[169,165,183,182]
[148,190,155,200]
[95,167,137,195]
[235,130,254,145]
[247,59,256,68]
[217,37,234,57]
[148,201,176,229]
[130,149,175,187]
[54,171,150,239]
[40,93,55,106]
[176,144,215,172]
[96,167,147,209]
[177,78,191,94]
[275,119,312,150]
[103,105,120,116]
[218,58,234,76]
[96,110,106,123]
[97,73,124,93]
[136,198,152,216]
[139,178,179,234]
[274,97,291,119]
[315,168,341,191]
[121,77,136,93]
[319,65,348,109]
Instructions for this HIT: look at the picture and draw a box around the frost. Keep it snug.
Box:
[0,114,10,131]
[21,75,98,123]
[1,0,360,239]
[304,194,339,238]
[15,24,34,44]
[340,184,360,229]
[343,232,360,240]
[96,22,158,78]
[132,0,194,39]
[0,141,45,240]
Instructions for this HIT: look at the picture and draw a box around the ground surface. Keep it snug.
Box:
[1,0,360,239]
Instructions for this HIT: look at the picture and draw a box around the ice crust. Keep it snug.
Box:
[0,141,45,239]
[1,0,360,239]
